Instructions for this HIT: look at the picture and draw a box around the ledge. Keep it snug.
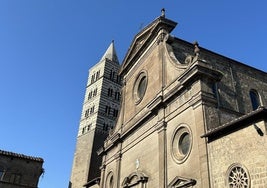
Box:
[201,106,267,142]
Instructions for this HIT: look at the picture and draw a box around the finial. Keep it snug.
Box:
[161,8,165,18]
[193,41,200,57]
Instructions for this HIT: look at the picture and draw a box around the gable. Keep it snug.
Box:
[119,16,177,76]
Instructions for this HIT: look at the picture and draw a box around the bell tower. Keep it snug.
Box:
[69,41,121,188]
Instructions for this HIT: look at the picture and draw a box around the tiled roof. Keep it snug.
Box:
[0,149,44,162]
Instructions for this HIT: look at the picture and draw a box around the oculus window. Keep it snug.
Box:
[133,71,147,104]
[171,124,192,164]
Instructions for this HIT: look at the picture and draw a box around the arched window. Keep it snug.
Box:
[249,89,261,110]
[88,91,92,100]
[96,70,100,80]
[91,74,95,83]
[106,171,114,188]
[93,88,98,97]
[227,163,250,188]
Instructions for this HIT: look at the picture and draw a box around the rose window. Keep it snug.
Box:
[228,165,250,188]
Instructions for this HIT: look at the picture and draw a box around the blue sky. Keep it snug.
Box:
[0,1,266,187]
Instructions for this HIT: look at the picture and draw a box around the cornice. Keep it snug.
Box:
[201,106,267,142]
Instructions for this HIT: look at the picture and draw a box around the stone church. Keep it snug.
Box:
[70,10,267,188]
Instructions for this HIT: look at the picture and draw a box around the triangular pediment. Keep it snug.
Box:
[168,176,197,188]
[119,16,177,76]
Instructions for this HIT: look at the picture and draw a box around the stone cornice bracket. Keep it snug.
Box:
[157,29,168,45]
[114,152,122,161]
[178,61,223,86]
[110,132,121,144]
[100,164,106,170]
[155,120,167,132]
[97,146,105,156]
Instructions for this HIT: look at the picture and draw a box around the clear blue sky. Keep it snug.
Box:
[0,1,266,187]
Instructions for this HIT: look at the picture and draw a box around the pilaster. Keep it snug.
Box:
[156,120,167,188]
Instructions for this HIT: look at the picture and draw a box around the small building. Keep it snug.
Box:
[0,150,44,188]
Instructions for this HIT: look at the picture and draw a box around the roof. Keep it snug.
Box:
[99,40,119,64]
[119,14,177,76]
[201,106,267,142]
[0,149,44,162]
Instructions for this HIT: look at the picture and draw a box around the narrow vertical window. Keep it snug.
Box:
[249,89,260,110]
[91,74,95,83]
[0,166,5,180]
[88,91,92,100]
[93,88,97,96]
[109,70,113,79]
[85,109,89,118]
[96,71,100,80]
[110,89,113,97]
[108,106,111,115]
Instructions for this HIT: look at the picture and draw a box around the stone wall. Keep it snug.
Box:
[208,120,267,188]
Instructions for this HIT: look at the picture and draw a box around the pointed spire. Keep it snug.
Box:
[100,40,119,64]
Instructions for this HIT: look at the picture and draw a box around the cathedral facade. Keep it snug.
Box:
[71,12,267,188]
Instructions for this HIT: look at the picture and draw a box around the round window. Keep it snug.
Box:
[171,125,192,164]
[137,76,147,98]
[134,71,147,104]
[179,132,190,155]
[227,164,250,188]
